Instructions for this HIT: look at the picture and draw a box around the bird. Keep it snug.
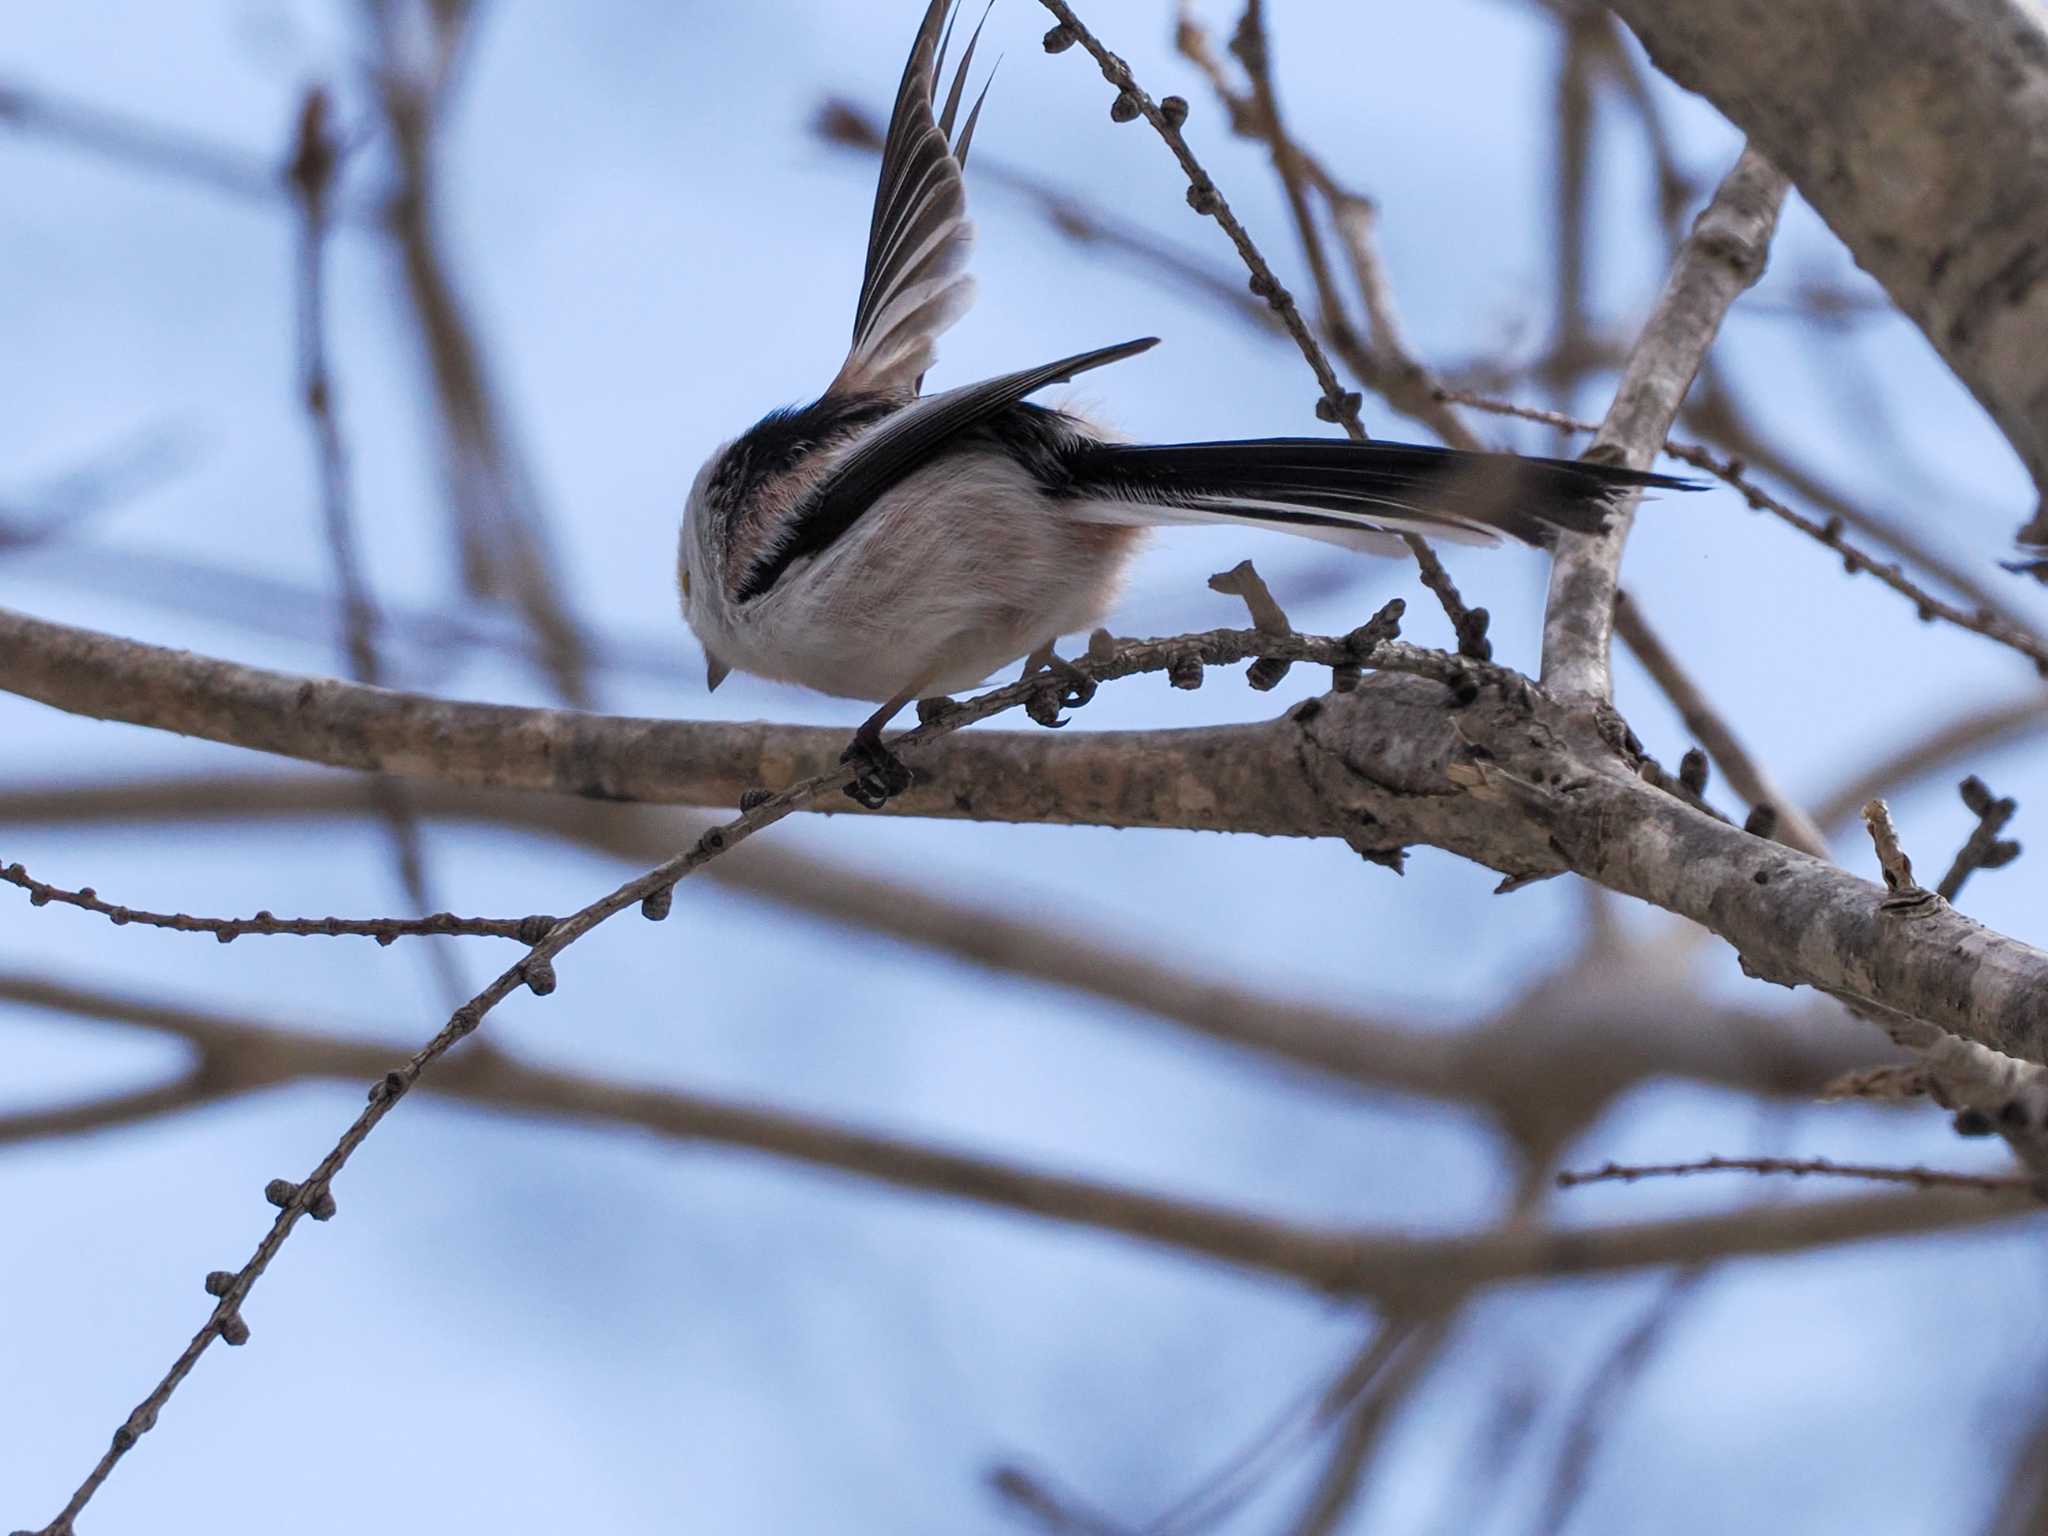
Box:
[678,0,1694,804]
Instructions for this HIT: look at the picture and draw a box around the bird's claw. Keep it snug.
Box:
[840,735,913,808]
[1024,657,1096,729]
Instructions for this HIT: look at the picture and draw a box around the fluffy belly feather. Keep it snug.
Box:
[698,458,1141,704]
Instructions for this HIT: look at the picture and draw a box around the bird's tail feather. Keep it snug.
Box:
[1062,438,1698,550]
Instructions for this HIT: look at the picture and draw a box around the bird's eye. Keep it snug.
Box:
[681,567,692,599]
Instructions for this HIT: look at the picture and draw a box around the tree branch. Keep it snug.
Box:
[1540,144,1788,700]
[2,975,2030,1301]
[1604,0,2048,537]
[0,771,1884,1121]
[9,606,2048,1067]
[1034,0,1490,656]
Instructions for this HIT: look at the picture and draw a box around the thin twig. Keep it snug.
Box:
[0,78,296,208]
[365,2,592,706]
[287,87,467,1008]
[0,860,551,946]
[1173,4,1481,448]
[1860,798,1925,898]
[1448,389,2048,678]
[814,96,1274,331]
[1557,1155,2027,1193]
[0,425,189,550]
[1936,775,2021,904]
[1229,2,1348,377]
[1286,1320,1452,1536]
[1036,0,1489,656]
[1680,371,2048,646]
[1525,1269,1709,1536]
[1137,1325,1402,1536]
[23,595,1415,1532]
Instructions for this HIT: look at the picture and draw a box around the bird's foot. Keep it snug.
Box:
[839,730,913,809]
[1021,642,1096,728]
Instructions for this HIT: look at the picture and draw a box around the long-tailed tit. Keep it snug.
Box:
[678,0,1691,798]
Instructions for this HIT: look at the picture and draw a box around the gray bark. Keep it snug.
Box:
[1607,0,2048,531]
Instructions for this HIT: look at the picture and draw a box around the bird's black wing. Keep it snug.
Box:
[736,338,1158,601]
[828,0,994,400]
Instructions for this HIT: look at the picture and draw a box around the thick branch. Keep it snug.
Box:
[1605,0,2048,526]
[0,772,1882,1119]
[9,607,2048,1064]
[0,606,1344,833]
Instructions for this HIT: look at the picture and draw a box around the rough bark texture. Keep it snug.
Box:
[8,605,2047,1069]
[1606,0,2048,527]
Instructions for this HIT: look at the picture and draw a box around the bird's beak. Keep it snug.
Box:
[705,652,731,692]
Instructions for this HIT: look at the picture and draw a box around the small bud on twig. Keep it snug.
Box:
[1246,657,1292,691]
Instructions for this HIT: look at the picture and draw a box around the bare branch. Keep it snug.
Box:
[1860,798,1924,899]
[1604,0,2048,533]
[1558,1156,2027,1194]
[1938,776,2022,905]
[0,603,1414,832]
[1035,0,1490,656]
[288,85,466,1006]
[0,858,549,946]
[1450,391,2048,677]
[10,607,2048,1067]
[0,772,1886,1119]
[815,95,1275,331]
[8,974,2020,1315]
[364,3,592,705]
[1526,1269,1709,1536]
[1540,145,1788,700]
[0,77,287,207]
